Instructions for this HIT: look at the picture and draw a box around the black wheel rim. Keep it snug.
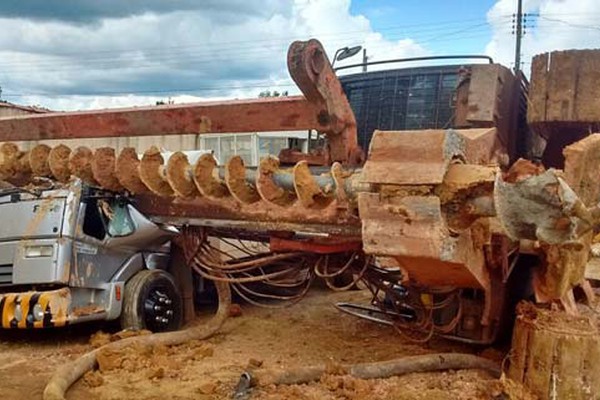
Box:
[143,284,178,331]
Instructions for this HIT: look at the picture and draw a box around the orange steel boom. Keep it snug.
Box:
[0,39,361,165]
[0,96,322,140]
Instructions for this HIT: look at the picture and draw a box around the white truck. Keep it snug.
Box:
[0,179,184,332]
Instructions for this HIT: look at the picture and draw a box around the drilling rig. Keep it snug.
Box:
[0,38,598,374]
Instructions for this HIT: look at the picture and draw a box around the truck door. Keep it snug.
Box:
[71,198,136,289]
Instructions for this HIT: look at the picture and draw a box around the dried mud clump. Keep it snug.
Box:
[48,144,72,182]
[165,151,197,198]
[502,158,545,183]
[89,329,152,348]
[91,147,123,191]
[293,160,333,209]
[91,338,215,385]
[139,146,173,196]
[29,144,52,177]
[115,147,148,194]
[257,156,296,206]
[0,143,20,179]
[69,147,97,185]
[193,153,228,197]
[225,156,260,204]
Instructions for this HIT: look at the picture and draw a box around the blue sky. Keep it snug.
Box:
[350,0,500,55]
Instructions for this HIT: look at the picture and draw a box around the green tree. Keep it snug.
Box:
[258,90,288,98]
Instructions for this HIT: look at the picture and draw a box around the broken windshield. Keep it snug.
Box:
[99,199,135,237]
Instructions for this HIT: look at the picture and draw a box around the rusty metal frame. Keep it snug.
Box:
[0,96,323,141]
[269,236,362,254]
[0,39,360,165]
[287,39,361,164]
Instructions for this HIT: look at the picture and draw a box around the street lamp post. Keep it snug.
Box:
[331,45,363,68]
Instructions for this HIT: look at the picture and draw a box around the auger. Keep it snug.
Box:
[0,142,359,208]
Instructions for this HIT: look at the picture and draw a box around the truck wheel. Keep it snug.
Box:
[120,269,183,332]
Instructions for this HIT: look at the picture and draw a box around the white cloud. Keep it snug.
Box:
[0,0,428,111]
[485,0,600,72]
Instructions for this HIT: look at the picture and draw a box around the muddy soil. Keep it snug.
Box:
[0,287,514,400]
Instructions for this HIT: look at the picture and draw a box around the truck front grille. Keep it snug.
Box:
[0,264,13,284]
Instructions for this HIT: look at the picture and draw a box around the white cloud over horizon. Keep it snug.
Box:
[0,0,428,111]
[2,0,598,111]
[485,0,600,73]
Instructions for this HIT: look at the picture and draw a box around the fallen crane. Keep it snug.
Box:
[0,38,600,400]
[0,38,596,338]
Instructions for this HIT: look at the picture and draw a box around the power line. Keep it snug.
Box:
[0,82,298,98]
[0,26,497,75]
[0,19,492,65]
[1,30,496,98]
[0,35,495,76]
[2,31,497,96]
[0,16,498,62]
[0,14,514,99]
[0,19,504,71]
[536,15,600,31]
[5,10,600,101]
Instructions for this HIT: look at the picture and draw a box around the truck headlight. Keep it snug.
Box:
[33,303,45,321]
[14,303,22,322]
[24,245,54,258]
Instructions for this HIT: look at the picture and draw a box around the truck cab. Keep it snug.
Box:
[0,179,183,331]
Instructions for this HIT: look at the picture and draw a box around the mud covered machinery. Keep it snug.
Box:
[0,39,599,345]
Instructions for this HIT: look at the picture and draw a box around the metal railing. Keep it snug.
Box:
[334,55,494,72]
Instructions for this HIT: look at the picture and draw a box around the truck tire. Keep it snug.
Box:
[120,269,183,332]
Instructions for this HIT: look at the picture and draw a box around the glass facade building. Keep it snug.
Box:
[339,65,463,151]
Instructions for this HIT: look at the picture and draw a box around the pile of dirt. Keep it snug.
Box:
[87,339,215,387]
[89,329,152,348]
[252,370,530,400]
[515,301,597,333]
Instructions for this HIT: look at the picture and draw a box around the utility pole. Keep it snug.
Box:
[362,48,368,72]
[513,0,523,73]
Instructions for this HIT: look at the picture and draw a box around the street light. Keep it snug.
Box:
[331,45,362,68]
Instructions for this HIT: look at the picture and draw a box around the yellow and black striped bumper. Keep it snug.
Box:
[0,288,71,328]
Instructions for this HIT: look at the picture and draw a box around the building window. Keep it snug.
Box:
[219,136,235,164]
[199,133,306,166]
[236,135,253,165]
[204,137,219,161]
[258,137,288,160]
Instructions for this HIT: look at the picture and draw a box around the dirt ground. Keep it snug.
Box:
[0,287,515,400]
